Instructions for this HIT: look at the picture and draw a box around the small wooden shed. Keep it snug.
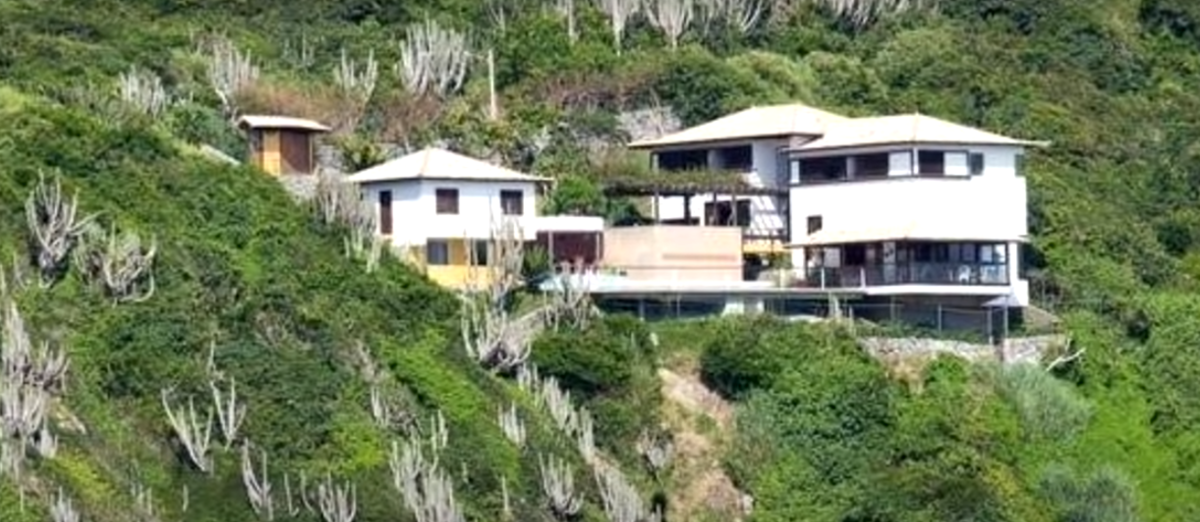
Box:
[236,115,331,176]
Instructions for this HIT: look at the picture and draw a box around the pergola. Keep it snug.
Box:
[599,173,786,223]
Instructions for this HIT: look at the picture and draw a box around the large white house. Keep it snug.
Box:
[345,147,602,288]
[628,103,1047,325]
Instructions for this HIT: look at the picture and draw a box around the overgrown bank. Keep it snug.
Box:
[0,91,673,522]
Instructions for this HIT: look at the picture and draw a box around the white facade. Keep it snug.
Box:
[627,104,1044,310]
[788,144,1030,304]
[359,179,541,246]
[651,139,790,239]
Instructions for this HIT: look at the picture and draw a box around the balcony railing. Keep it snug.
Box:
[802,263,1010,288]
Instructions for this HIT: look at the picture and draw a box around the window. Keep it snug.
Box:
[806,215,823,234]
[980,244,1006,264]
[917,151,946,175]
[500,190,524,216]
[656,149,708,171]
[911,242,950,262]
[968,153,985,175]
[704,200,751,226]
[426,240,449,265]
[844,244,866,265]
[798,157,847,183]
[715,146,753,171]
[854,153,890,178]
[378,190,393,235]
[469,240,490,266]
[436,188,459,214]
[249,131,264,152]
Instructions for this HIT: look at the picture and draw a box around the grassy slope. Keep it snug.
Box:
[6,0,1200,519]
[0,87,614,521]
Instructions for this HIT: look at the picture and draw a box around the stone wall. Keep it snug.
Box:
[617,107,682,144]
[858,334,1068,366]
[278,174,320,202]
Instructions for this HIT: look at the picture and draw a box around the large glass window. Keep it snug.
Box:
[657,149,708,171]
[704,200,751,226]
[798,156,847,183]
[714,145,753,170]
[918,150,946,175]
[854,153,889,178]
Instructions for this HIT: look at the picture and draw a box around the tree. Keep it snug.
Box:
[646,0,695,49]
[595,0,641,55]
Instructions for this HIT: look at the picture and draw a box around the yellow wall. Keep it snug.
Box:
[411,239,497,290]
[427,266,497,289]
[743,237,786,255]
[261,131,282,175]
[447,239,468,266]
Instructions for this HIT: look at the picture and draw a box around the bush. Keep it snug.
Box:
[532,314,652,399]
[988,363,1093,441]
[532,314,661,462]
[699,316,808,399]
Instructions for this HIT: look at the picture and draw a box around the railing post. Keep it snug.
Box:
[860,267,866,288]
[820,269,826,289]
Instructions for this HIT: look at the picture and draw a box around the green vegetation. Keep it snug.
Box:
[2,0,1200,520]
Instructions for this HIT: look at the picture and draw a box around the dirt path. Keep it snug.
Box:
[658,367,746,521]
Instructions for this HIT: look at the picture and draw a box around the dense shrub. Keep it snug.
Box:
[532,314,660,461]
[698,316,816,399]
[533,313,654,399]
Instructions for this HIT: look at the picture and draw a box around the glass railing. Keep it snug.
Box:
[802,263,1010,288]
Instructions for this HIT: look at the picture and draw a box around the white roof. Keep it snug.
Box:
[237,115,331,133]
[792,113,1048,152]
[791,221,1028,247]
[626,103,1047,151]
[534,215,606,233]
[628,104,849,149]
[345,147,551,184]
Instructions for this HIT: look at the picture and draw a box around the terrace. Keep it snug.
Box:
[799,240,1014,289]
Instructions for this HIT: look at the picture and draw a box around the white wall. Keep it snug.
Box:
[651,138,790,238]
[789,145,1027,240]
[358,179,540,246]
[787,144,1029,294]
[788,169,1027,245]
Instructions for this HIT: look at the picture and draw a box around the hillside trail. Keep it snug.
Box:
[658,365,748,521]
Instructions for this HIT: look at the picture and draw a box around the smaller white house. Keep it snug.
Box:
[345,147,551,288]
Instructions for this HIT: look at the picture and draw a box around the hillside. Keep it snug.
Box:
[0,87,676,522]
[4,0,1200,520]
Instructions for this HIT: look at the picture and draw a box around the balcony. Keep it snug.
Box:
[802,262,1010,289]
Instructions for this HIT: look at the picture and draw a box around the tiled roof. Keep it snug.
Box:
[345,147,550,184]
[793,113,1048,152]
[628,104,849,149]
[628,103,1048,151]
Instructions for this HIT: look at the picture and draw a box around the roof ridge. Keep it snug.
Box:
[418,147,434,177]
